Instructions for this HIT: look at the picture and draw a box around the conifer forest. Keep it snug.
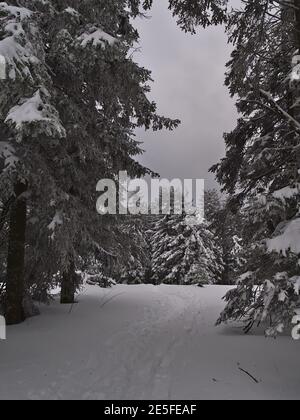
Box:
[0,0,300,402]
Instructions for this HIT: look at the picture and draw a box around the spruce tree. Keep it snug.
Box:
[118,215,151,284]
[205,190,246,285]
[212,0,300,337]
[0,0,180,320]
[0,1,66,322]
[150,212,223,285]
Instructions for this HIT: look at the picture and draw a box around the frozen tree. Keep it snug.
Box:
[0,1,66,323]
[118,216,151,284]
[205,190,246,284]
[150,211,223,285]
[0,0,180,322]
[216,206,246,285]
[213,0,300,337]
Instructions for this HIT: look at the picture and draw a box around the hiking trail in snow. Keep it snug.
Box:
[0,284,299,400]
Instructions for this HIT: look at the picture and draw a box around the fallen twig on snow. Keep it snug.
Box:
[238,365,259,384]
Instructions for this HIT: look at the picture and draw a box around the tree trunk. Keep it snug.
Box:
[5,182,27,325]
[60,260,76,304]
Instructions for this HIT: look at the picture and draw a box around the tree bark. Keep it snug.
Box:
[5,182,27,325]
[60,260,76,304]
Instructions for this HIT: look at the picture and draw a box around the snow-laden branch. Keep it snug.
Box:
[5,89,66,140]
[0,2,32,21]
[77,28,117,48]
[267,217,300,256]
[0,2,36,80]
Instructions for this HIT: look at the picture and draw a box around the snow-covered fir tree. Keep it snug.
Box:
[213,0,300,337]
[0,0,179,323]
[117,215,152,284]
[204,190,246,284]
[0,0,67,323]
[150,211,223,286]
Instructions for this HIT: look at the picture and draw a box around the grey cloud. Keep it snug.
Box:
[134,2,237,189]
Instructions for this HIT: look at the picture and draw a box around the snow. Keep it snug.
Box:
[48,211,63,232]
[272,185,300,200]
[5,89,66,139]
[6,90,46,127]
[267,218,300,256]
[0,141,18,170]
[0,2,32,21]
[77,28,117,48]
[292,315,300,340]
[291,54,300,83]
[0,3,35,81]
[0,284,299,400]
[0,28,31,80]
[0,54,6,79]
[291,276,300,295]
[64,7,79,17]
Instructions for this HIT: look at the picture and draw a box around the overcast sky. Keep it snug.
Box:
[134,2,237,189]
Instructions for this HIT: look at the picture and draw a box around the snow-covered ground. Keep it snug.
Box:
[0,284,299,400]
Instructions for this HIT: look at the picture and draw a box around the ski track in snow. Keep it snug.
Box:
[0,284,299,400]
